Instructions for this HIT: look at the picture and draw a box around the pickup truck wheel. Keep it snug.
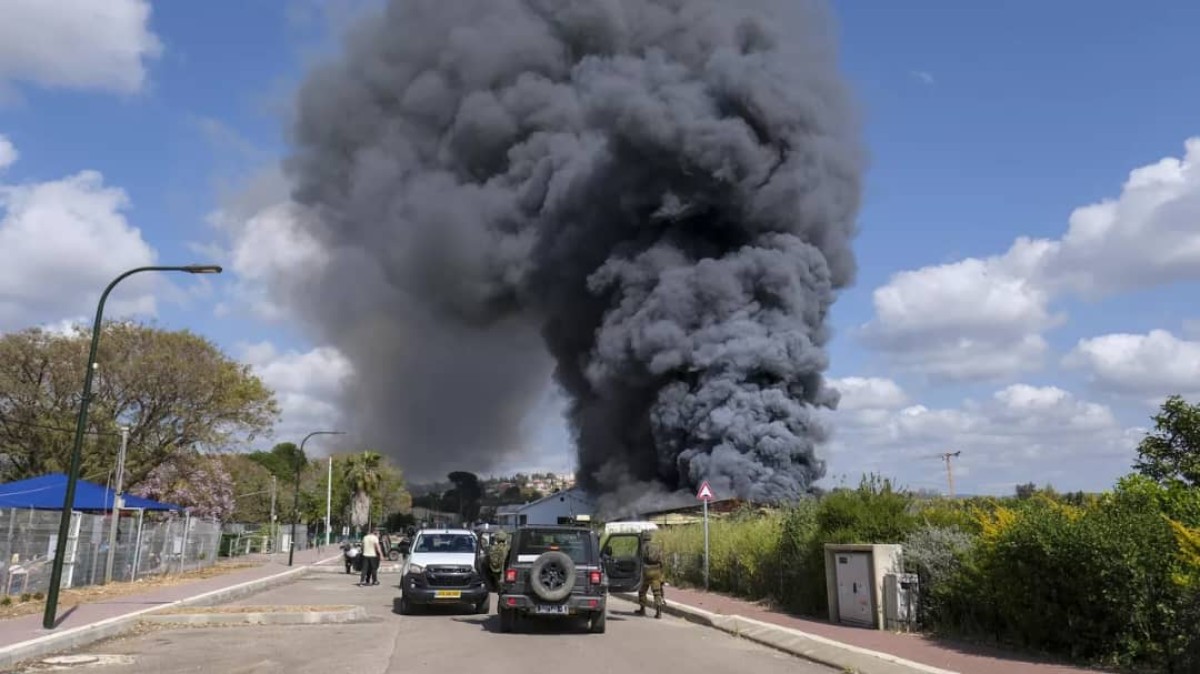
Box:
[499,607,515,633]
[398,594,412,615]
[475,596,490,615]
[589,610,606,634]
[529,551,576,603]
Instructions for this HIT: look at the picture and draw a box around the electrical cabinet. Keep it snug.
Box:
[823,543,903,630]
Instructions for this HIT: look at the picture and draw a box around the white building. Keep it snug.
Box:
[494,487,596,527]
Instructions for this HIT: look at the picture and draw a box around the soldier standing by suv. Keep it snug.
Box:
[486,530,510,591]
[635,530,664,619]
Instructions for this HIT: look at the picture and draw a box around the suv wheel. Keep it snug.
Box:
[589,610,606,634]
[475,596,490,615]
[398,594,412,615]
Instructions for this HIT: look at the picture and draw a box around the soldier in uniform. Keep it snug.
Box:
[635,530,664,619]
[486,530,510,591]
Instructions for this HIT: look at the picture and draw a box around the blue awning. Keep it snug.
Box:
[0,473,183,512]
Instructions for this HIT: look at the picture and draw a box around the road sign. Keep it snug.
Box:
[696,481,714,591]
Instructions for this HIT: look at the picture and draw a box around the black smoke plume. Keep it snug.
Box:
[284,0,863,502]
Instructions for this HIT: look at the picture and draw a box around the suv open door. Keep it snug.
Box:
[601,533,643,593]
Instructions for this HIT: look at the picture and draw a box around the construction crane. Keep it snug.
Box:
[923,451,962,498]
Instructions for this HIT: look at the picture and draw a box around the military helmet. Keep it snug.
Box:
[494,530,509,543]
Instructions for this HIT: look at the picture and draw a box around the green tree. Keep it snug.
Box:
[446,471,482,521]
[248,442,306,481]
[222,454,276,522]
[0,322,278,485]
[1135,395,1200,487]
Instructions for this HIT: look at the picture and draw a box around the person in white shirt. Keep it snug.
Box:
[359,529,384,586]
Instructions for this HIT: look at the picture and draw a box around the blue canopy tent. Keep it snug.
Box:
[0,473,182,512]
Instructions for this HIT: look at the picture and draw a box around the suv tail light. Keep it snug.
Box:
[589,570,602,585]
[505,568,517,583]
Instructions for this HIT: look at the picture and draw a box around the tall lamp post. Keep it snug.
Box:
[289,430,344,567]
[43,264,222,630]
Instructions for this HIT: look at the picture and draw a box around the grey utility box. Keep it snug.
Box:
[884,572,919,631]
[824,544,903,630]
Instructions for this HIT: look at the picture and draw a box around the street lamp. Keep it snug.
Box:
[289,430,344,567]
[43,264,223,630]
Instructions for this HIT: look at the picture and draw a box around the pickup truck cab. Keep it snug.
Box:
[496,524,644,634]
[398,528,489,615]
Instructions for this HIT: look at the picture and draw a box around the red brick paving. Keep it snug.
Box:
[665,586,1107,674]
[0,548,337,650]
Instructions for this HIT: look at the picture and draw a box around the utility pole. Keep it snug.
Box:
[325,456,333,548]
[103,426,129,584]
[269,475,277,552]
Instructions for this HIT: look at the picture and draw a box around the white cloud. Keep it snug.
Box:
[239,341,355,452]
[863,138,1200,380]
[0,0,162,97]
[1065,329,1200,399]
[0,134,16,171]
[909,70,935,85]
[0,146,158,330]
[822,378,1137,494]
[830,376,909,411]
[209,201,327,321]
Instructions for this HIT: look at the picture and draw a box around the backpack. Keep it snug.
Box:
[487,542,508,573]
[643,540,663,565]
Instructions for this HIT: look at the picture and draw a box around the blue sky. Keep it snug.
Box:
[3,1,1199,493]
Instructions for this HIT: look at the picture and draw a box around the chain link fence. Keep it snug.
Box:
[219,523,309,557]
[0,508,223,596]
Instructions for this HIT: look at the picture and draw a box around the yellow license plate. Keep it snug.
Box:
[434,590,462,599]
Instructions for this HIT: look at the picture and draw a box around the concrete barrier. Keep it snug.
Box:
[611,593,957,674]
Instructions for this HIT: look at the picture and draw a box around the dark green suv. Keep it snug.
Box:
[496,525,642,634]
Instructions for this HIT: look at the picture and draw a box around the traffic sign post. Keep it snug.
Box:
[696,481,715,591]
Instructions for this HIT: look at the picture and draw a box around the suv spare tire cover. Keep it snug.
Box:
[530,551,576,603]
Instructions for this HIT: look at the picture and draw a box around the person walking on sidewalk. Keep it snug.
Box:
[359,528,384,586]
[635,530,665,619]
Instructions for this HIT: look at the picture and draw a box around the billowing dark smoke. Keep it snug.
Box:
[284,0,863,501]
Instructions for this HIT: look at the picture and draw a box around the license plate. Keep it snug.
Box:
[535,604,568,615]
[434,590,462,599]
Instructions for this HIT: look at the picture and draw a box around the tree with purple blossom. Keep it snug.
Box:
[132,450,236,521]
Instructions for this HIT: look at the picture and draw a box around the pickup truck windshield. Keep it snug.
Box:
[413,534,476,554]
[516,529,592,564]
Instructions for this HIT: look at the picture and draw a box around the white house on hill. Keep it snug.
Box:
[495,487,596,527]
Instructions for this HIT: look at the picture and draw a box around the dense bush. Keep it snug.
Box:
[655,474,1200,672]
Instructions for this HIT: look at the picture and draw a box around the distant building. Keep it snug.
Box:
[494,487,596,527]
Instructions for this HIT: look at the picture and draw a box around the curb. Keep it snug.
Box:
[306,564,403,574]
[0,554,341,671]
[612,593,958,674]
[140,605,368,626]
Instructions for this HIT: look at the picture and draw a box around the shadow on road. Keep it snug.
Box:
[448,610,629,635]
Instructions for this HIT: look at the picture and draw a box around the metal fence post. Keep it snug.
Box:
[180,513,191,573]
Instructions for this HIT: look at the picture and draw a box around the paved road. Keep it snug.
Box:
[19,573,834,674]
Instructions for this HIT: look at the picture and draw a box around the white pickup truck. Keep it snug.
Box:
[398,528,490,615]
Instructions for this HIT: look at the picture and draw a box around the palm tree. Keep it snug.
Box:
[344,451,383,532]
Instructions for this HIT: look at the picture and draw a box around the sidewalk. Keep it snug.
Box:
[664,587,1103,674]
[0,548,335,651]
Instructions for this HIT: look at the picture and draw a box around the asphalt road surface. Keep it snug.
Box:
[17,573,835,674]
